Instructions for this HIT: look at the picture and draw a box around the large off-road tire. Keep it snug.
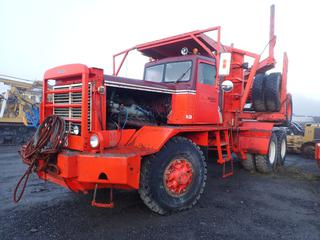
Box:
[241,153,255,172]
[139,136,207,215]
[255,133,278,173]
[276,130,287,166]
[252,73,267,112]
[265,72,281,112]
[302,143,315,159]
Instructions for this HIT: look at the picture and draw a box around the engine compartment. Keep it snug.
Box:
[106,87,172,129]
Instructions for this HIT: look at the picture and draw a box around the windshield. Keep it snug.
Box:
[144,61,192,83]
[144,64,164,83]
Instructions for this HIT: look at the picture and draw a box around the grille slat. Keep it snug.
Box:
[53,83,92,135]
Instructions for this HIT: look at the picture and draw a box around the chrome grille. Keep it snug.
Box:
[53,83,92,135]
[87,84,92,130]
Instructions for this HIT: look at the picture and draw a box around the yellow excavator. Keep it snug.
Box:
[0,75,42,144]
[286,122,320,159]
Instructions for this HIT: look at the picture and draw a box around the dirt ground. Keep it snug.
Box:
[1,146,319,240]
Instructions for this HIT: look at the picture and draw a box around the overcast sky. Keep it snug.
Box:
[1,0,319,110]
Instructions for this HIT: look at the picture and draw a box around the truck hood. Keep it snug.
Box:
[104,75,195,94]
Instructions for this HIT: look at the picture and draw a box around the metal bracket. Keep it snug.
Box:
[91,184,114,208]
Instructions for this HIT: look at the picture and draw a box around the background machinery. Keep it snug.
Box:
[17,5,293,214]
[0,76,41,145]
[287,122,320,158]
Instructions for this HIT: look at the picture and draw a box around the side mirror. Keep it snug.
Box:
[221,80,234,92]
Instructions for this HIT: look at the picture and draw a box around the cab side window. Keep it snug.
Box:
[198,63,216,85]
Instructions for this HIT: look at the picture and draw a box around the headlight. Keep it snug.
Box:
[73,125,80,135]
[90,134,99,148]
[47,79,56,86]
[181,47,189,56]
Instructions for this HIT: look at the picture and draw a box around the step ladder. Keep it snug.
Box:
[91,184,114,208]
[215,130,233,178]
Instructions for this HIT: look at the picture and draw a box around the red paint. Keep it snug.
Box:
[195,59,221,124]
[164,159,193,196]
[315,144,320,168]
[223,59,227,69]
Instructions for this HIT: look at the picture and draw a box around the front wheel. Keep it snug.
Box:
[139,136,207,215]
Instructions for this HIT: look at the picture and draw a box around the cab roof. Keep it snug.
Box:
[136,29,228,59]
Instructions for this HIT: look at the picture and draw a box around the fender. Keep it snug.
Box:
[128,126,179,154]
[128,126,211,155]
[237,121,274,155]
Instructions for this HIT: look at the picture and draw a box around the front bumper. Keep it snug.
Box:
[35,149,142,192]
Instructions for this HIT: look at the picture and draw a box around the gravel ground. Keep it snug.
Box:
[1,146,319,240]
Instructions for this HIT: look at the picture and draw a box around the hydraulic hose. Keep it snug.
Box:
[13,115,66,203]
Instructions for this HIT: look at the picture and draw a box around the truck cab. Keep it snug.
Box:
[105,53,221,128]
[143,54,221,124]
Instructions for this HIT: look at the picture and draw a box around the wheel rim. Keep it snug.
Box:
[281,139,286,159]
[164,159,193,197]
[269,141,276,164]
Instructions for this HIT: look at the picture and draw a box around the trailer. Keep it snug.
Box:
[16,5,292,214]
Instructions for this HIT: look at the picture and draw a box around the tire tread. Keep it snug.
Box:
[252,74,267,112]
[139,136,207,215]
[265,72,281,112]
[241,153,256,172]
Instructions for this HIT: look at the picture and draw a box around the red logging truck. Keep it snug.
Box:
[16,5,292,214]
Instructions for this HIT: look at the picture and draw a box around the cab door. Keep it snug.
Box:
[196,60,221,124]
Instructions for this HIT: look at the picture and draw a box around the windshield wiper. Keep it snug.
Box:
[173,66,192,83]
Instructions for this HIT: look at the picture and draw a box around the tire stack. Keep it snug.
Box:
[252,72,282,112]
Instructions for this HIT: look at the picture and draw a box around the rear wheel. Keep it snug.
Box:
[276,130,287,166]
[139,136,207,215]
[241,153,255,172]
[255,133,278,173]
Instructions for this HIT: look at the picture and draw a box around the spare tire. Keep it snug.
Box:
[265,72,281,112]
[252,74,266,112]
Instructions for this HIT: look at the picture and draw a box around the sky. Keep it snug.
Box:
[0,0,319,114]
